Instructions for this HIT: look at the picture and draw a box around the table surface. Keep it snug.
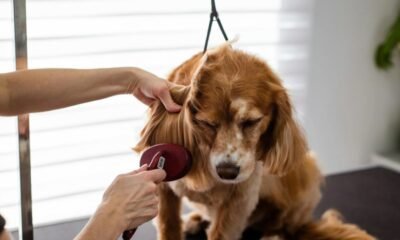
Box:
[133,167,400,240]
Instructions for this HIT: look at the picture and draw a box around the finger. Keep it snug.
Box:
[126,164,148,175]
[157,87,182,113]
[166,81,180,88]
[143,169,167,183]
[139,97,155,106]
[166,82,187,91]
[134,90,156,106]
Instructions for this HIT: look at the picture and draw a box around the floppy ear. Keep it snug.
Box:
[135,48,210,153]
[259,89,308,176]
[134,85,191,153]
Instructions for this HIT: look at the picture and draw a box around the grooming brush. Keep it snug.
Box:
[122,143,192,240]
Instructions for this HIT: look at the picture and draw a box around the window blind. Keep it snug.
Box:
[0,0,20,230]
[0,0,314,228]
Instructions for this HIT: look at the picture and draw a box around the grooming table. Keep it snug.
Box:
[133,167,400,240]
[314,167,400,240]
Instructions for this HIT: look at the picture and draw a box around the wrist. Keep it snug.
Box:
[96,201,126,236]
[76,202,124,240]
[115,67,139,95]
[102,67,138,96]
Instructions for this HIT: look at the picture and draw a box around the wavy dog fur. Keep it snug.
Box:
[135,45,375,240]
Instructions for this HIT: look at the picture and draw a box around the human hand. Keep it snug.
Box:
[100,165,166,232]
[129,68,181,112]
[74,165,166,240]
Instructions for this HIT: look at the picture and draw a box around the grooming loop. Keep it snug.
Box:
[203,0,229,53]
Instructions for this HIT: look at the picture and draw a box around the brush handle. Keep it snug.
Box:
[122,228,137,240]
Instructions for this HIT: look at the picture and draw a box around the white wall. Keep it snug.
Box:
[305,0,400,174]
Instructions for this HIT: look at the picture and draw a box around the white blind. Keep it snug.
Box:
[0,0,314,228]
[0,0,20,231]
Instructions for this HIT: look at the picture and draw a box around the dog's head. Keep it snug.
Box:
[135,45,307,188]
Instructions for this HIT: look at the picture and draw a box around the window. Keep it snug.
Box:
[0,0,314,228]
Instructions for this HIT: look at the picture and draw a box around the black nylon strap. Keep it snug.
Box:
[203,0,229,53]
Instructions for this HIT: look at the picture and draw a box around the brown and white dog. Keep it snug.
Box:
[134,45,375,240]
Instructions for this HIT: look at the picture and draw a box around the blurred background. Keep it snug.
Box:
[0,0,399,239]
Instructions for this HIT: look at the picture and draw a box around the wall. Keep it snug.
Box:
[305,0,400,174]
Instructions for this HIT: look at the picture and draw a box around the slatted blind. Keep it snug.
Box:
[0,0,314,228]
[0,0,20,230]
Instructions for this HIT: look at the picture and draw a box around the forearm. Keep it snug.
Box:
[0,68,136,116]
[74,202,123,240]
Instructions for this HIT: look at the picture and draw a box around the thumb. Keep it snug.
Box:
[158,87,181,113]
[142,169,167,183]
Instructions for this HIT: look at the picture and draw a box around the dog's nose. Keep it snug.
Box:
[216,162,240,180]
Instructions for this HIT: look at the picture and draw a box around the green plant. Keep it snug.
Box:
[375,12,400,70]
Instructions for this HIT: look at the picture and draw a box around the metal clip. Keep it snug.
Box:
[158,156,166,169]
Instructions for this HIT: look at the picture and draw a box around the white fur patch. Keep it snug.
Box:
[210,152,226,166]
[231,98,263,120]
[231,99,250,121]
[236,131,243,140]
[227,144,233,152]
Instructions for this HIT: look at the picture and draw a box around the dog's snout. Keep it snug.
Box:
[216,162,240,180]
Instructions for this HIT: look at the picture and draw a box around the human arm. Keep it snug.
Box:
[0,67,181,116]
[74,165,166,240]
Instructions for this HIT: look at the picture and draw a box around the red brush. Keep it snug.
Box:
[122,143,192,240]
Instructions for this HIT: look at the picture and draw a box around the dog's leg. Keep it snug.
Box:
[207,163,263,240]
[182,199,211,235]
[157,183,183,240]
[260,236,282,240]
[183,211,210,235]
[207,199,254,240]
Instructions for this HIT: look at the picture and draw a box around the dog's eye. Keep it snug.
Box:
[197,119,219,130]
[240,118,262,129]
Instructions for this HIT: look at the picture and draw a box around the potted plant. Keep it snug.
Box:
[375,13,400,70]
[373,12,400,170]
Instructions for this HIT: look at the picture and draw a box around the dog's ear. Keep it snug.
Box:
[259,86,308,176]
[188,54,208,93]
[170,85,191,106]
[134,85,190,153]
[135,50,208,153]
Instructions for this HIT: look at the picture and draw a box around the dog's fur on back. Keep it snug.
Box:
[135,45,375,240]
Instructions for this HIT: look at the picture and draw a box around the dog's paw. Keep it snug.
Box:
[260,236,282,240]
[321,209,344,224]
[183,212,210,235]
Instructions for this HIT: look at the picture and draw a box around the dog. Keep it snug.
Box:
[135,44,375,240]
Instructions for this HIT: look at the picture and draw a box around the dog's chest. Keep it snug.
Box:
[168,180,230,207]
